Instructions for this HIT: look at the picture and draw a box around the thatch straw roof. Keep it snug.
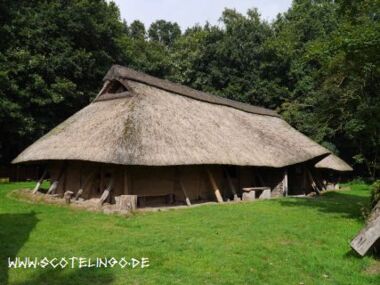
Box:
[13,65,331,167]
[315,154,353,172]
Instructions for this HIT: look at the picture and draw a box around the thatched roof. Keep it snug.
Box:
[13,65,331,167]
[102,65,280,118]
[315,154,353,172]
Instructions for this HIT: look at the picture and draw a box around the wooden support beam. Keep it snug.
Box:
[283,169,288,196]
[179,178,191,206]
[47,164,66,195]
[75,171,95,200]
[33,169,48,194]
[307,169,321,195]
[225,170,239,201]
[74,189,83,201]
[99,177,114,205]
[351,201,380,256]
[64,191,74,204]
[207,169,223,203]
[47,180,59,195]
[314,171,326,191]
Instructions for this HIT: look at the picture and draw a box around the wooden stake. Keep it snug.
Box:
[179,178,191,206]
[313,171,326,191]
[64,191,74,204]
[33,169,48,194]
[75,171,95,200]
[283,169,288,197]
[307,169,320,195]
[225,170,238,200]
[207,169,223,203]
[74,189,83,200]
[351,200,380,256]
[47,180,59,195]
[99,177,114,205]
[47,164,66,195]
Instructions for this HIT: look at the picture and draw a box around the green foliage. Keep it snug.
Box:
[148,20,181,46]
[370,180,380,209]
[0,0,126,163]
[129,20,146,40]
[301,0,380,178]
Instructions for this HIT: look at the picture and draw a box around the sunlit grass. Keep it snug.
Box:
[0,181,378,284]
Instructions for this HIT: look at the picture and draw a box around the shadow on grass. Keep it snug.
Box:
[0,212,115,285]
[12,268,114,285]
[0,212,38,285]
[279,191,369,221]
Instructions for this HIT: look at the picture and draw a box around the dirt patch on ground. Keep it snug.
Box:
[9,189,222,215]
[364,260,380,275]
[9,189,129,215]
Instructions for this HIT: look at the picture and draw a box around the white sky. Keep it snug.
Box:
[110,0,292,30]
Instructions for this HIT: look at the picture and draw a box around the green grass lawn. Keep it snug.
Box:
[0,182,379,285]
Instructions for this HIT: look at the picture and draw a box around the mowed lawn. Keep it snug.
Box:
[0,182,379,285]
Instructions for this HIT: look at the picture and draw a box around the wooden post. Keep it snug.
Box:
[47,180,59,195]
[225,170,239,201]
[115,195,138,211]
[179,178,191,206]
[47,164,65,195]
[99,177,114,205]
[307,169,321,195]
[75,171,95,200]
[93,80,110,101]
[351,201,380,256]
[207,169,223,203]
[75,189,83,200]
[283,169,288,197]
[33,169,48,194]
[64,191,74,204]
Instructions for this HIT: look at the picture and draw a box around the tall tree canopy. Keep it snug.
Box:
[0,0,126,163]
[0,0,379,178]
[148,20,181,47]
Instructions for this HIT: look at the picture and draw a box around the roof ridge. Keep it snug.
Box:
[103,65,281,118]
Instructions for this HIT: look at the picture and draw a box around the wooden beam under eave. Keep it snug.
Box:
[179,177,191,206]
[225,169,238,200]
[283,169,288,197]
[307,169,320,195]
[33,169,48,194]
[207,169,224,203]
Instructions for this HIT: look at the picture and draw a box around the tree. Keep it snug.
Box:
[0,0,126,164]
[170,9,278,107]
[148,20,181,47]
[129,20,146,40]
[303,0,380,177]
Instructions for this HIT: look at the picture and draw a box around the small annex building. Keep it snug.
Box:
[13,65,352,207]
